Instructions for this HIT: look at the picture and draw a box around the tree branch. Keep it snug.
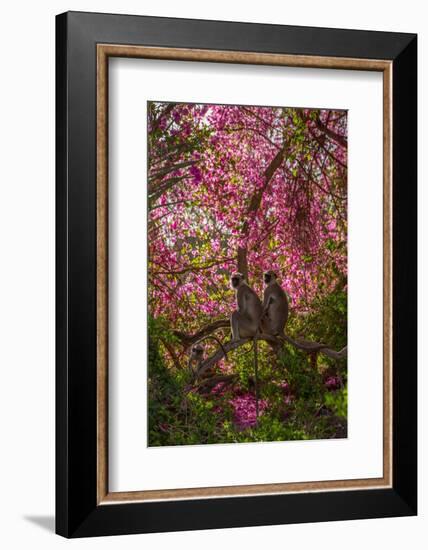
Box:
[160,338,182,371]
[281,333,347,358]
[173,319,230,346]
[238,142,289,280]
[148,175,191,200]
[149,103,175,133]
[314,117,347,149]
[149,160,198,182]
[196,332,347,377]
[295,109,347,149]
[153,257,235,276]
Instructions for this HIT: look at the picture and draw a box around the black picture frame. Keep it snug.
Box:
[56,11,417,538]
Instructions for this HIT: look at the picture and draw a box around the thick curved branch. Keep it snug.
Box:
[281,333,347,359]
[149,160,198,182]
[197,338,252,377]
[173,319,230,346]
[193,335,228,361]
[196,332,347,377]
[319,346,347,360]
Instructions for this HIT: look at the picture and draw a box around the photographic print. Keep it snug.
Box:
[148,101,348,447]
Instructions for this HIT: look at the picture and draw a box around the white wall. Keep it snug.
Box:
[0,1,424,548]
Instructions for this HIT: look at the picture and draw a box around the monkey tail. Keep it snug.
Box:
[254,331,259,421]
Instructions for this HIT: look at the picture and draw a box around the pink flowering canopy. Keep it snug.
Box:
[148,101,347,336]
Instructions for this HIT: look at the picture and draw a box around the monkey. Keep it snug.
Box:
[187,336,227,383]
[230,272,263,419]
[182,343,205,423]
[188,344,204,379]
[230,272,263,341]
[261,270,289,337]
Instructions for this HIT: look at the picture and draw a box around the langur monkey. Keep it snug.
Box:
[261,270,289,336]
[230,272,263,418]
[230,272,263,341]
[187,336,227,382]
[183,343,205,423]
[188,344,204,378]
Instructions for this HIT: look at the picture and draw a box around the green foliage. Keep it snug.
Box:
[148,290,348,446]
[325,388,348,419]
[290,286,347,365]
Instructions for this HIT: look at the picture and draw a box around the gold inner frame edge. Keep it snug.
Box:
[96,44,393,505]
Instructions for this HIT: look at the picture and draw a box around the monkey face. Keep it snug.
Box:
[231,272,243,289]
[264,270,277,285]
[190,344,204,361]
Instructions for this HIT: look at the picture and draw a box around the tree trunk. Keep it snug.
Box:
[237,247,248,281]
[236,143,288,279]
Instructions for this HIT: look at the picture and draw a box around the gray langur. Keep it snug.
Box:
[261,270,289,336]
[188,344,204,378]
[230,272,263,341]
[230,272,263,419]
[187,336,227,382]
[183,343,205,423]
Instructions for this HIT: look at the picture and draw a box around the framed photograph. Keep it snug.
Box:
[56,11,417,538]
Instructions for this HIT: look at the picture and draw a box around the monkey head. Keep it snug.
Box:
[264,270,278,285]
[188,344,204,380]
[230,272,244,289]
[190,344,204,362]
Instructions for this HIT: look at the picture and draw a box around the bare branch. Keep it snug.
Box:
[196,332,347,377]
[314,118,347,149]
[149,160,198,182]
[193,334,228,361]
[148,175,191,200]
[281,333,347,358]
[173,319,230,346]
[197,333,280,377]
[153,257,235,276]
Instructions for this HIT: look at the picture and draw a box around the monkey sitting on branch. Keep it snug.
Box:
[261,270,289,337]
[230,272,263,341]
[260,271,346,367]
[230,272,263,418]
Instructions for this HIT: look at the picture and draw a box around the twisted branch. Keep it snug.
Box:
[196,333,346,378]
[175,319,346,381]
[174,319,230,346]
